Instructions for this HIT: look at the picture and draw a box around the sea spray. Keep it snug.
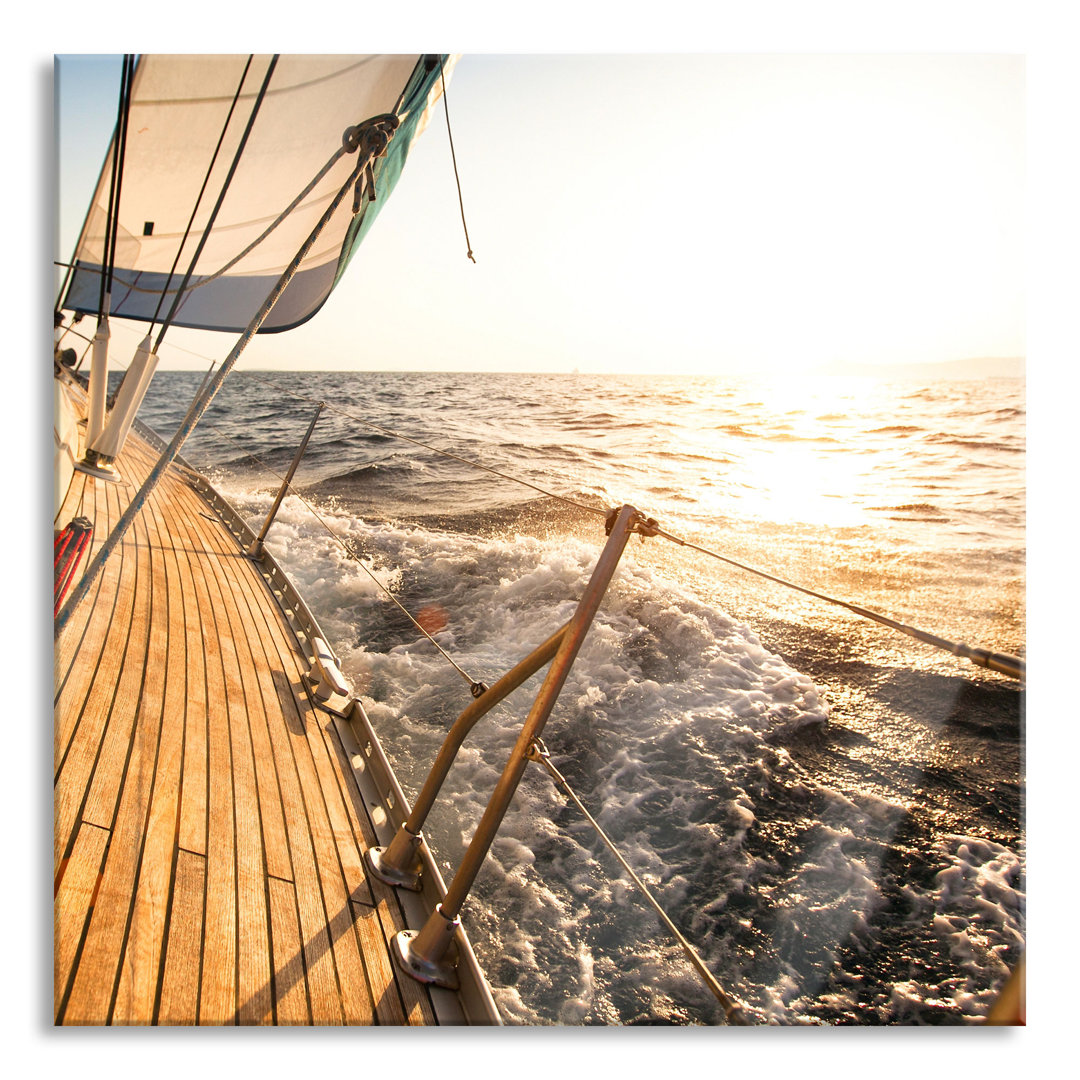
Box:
[134,369,1024,1024]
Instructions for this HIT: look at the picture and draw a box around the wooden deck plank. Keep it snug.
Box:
[227,569,378,912]
[202,527,384,1026]
[187,495,369,1024]
[323,720,437,1025]
[278,690,375,1025]
[168,504,210,859]
[184,502,293,885]
[314,723,430,1024]
[80,495,155,830]
[62,493,170,1024]
[111,494,190,1024]
[151,475,238,1023]
[53,378,476,1027]
[217,520,436,1026]
[201,534,368,1024]
[269,877,313,1024]
[53,822,109,1020]
[175,497,319,1025]
[203,527,296,885]
[178,487,365,1025]
[352,900,408,1026]
[158,849,206,1025]
[195,569,238,1025]
[189,519,273,1026]
[264,667,346,1025]
[54,486,146,877]
[305,719,375,907]
[161,489,343,1024]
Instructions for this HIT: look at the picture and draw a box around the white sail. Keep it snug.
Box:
[63,54,450,334]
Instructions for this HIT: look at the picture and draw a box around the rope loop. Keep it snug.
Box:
[342,113,399,155]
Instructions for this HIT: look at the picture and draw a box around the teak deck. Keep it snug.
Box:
[53,377,468,1026]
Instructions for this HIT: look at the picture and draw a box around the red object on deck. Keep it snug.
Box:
[54,517,93,617]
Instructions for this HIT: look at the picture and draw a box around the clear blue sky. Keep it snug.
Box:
[55,47,1025,375]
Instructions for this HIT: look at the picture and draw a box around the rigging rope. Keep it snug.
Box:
[154,56,279,349]
[97,54,133,316]
[527,739,748,1024]
[149,56,254,329]
[439,56,475,263]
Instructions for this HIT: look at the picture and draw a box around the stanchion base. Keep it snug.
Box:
[366,847,423,892]
[74,459,122,484]
[391,929,460,990]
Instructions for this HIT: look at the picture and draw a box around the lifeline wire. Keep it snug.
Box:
[529,742,748,1024]
[246,374,1024,680]
[651,524,1025,682]
[198,422,483,692]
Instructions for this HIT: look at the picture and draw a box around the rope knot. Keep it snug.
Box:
[342,113,400,156]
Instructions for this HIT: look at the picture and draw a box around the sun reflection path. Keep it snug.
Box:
[675,376,928,533]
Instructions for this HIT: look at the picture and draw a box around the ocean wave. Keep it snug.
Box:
[886,835,1024,1022]
[133,369,1024,1025]
[930,439,1022,454]
[869,502,941,513]
[305,461,421,491]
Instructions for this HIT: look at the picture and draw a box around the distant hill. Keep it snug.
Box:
[814,357,1024,380]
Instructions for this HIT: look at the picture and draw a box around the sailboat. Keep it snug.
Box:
[53,52,510,1026]
[54,53,1024,1028]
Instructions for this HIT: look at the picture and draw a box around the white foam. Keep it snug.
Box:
[214,478,1020,1025]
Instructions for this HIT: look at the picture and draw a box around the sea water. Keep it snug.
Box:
[134,368,1024,1025]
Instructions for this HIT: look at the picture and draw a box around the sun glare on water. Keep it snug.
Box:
[682,375,916,532]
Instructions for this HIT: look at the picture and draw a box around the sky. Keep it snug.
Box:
[53,47,1026,376]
